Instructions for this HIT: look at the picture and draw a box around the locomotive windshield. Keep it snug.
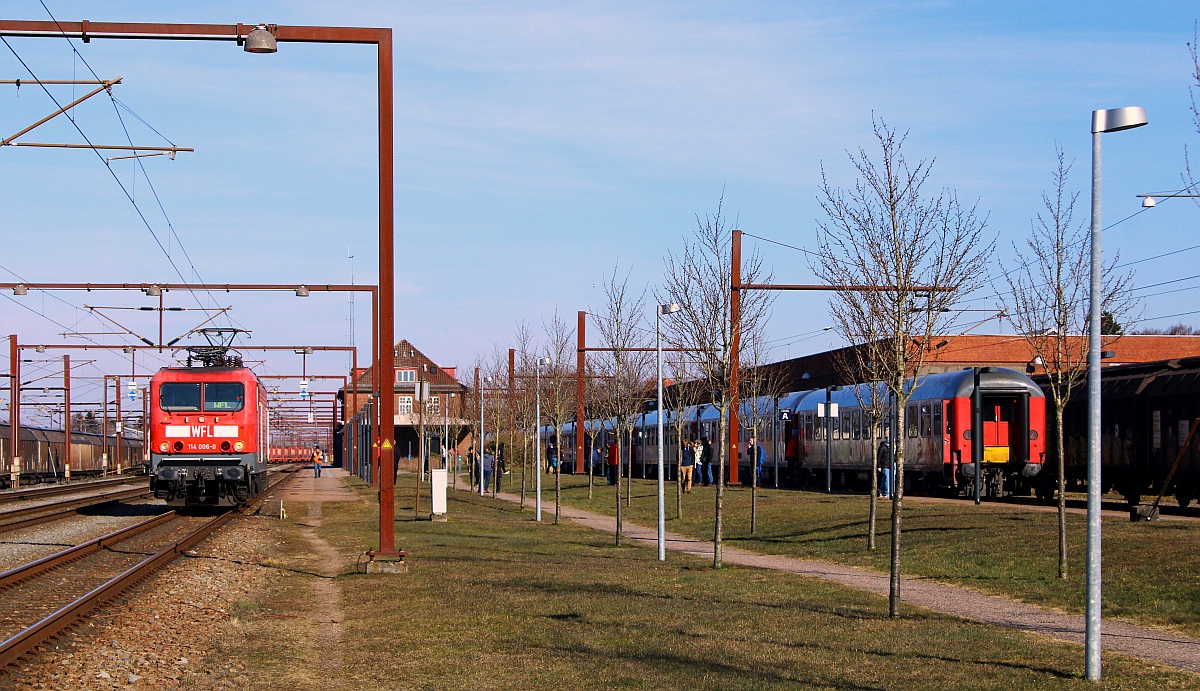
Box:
[204,382,245,412]
[159,382,201,411]
[158,381,245,412]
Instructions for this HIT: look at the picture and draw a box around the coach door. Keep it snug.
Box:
[981,393,1030,464]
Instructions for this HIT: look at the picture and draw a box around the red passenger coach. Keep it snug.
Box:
[793,367,1046,497]
[148,365,269,506]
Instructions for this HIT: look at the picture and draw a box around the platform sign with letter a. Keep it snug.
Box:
[778,409,792,423]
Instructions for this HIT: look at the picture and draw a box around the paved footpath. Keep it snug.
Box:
[466,482,1200,675]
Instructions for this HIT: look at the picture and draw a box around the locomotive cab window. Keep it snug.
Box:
[203,382,245,412]
[159,383,201,411]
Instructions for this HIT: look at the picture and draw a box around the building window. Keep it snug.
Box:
[398,396,413,414]
[396,369,415,383]
[425,396,440,415]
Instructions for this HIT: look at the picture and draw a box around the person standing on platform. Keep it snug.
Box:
[749,435,766,487]
[878,439,892,498]
[592,445,604,477]
[467,445,477,489]
[310,445,322,478]
[680,438,696,493]
[607,442,619,485]
[482,451,495,493]
[545,440,558,473]
[699,437,713,487]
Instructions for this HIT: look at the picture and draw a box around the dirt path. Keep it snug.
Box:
[302,501,345,685]
[472,482,1200,676]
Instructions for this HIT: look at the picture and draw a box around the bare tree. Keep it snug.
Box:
[829,340,889,550]
[813,118,992,616]
[582,353,610,500]
[542,312,577,524]
[484,347,510,498]
[510,324,537,508]
[739,331,790,534]
[1187,26,1200,201]
[659,197,774,568]
[666,359,704,519]
[593,263,653,546]
[998,146,1136,579]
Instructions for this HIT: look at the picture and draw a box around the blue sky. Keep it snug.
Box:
[2,1,1199,422]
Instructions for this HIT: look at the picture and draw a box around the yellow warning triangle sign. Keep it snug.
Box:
[382,439,393,450]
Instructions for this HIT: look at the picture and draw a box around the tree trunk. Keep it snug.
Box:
[520,434,529,508]
[714,414,726,568]
[750,429,758,535]
[889,407,905,617]
[1056,406,1068,579]
[587,434,595,500]
[676,427,683,520]
[554,429,562,525]
[615,438,623,546]
[868,426,878,550]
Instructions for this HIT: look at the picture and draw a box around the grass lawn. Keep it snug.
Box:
[217,473,1199,689]
[546,472,1200,639]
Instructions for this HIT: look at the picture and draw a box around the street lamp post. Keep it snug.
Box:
[656,303,681,561]
[534,357,551,522]
[1086,105,1147,681]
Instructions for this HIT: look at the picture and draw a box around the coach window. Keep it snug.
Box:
[919,404,931,437]
[933,403,944,438]
[159,382,201,411]
[204,382,245,412]
[841,412,850,439]
[851,410,861,439]
[907,404,919,438]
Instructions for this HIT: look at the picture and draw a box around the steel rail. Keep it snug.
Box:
[0,467,296,667]
[0,511,177,589]
[0,477,140,504]
[0,488,150,531]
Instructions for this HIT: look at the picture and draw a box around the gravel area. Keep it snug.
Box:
[0,502,170,572]
[0,511,280,689]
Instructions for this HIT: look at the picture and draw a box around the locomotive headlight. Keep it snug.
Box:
[234,440,246,452]
[159,441,170,453]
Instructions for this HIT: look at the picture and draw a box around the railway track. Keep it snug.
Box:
[0,487,154,534]
[0,470,294,668]
[0,476,141,505]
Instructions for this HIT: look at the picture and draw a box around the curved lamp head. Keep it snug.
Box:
[1092,106,1147,134]
[659,303,681,316]
[244,25,278,54]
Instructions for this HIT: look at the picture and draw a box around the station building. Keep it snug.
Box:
[341,339,470,467]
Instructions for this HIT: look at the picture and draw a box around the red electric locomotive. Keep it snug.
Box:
[148,349,269,506]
